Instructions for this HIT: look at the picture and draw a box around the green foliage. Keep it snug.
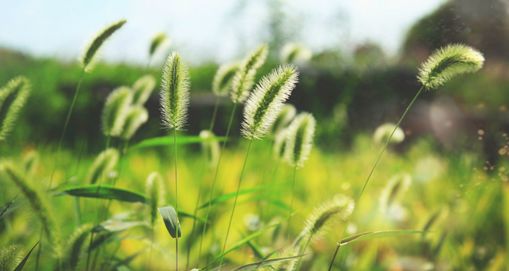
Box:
[159,206,181,238]
[60,185,147,203]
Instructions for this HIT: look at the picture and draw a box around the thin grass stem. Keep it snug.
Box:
[218,139,254,269]
[327,86,424,270]
[199,103,238,258]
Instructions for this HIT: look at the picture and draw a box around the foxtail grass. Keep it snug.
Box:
[101,87,133,138]
[230,44,268,104]
[160,52,190,270]
[328,44,484,269]
[132,75,156,106]
[219,65,298,269]
[0,76,31,142]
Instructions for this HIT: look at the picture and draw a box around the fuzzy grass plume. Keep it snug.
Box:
[271,104,296,135]
[120,106,149,140]
[146,172,164,226]
[242,65,298,139]
[149,32,169,59]
[212,62,239,97]
[280,43,312,64]
[0,162,61,256]
[0,76,30,142]
[231,44,268,103]
[160,52,190,131]
[373,123,405,144]
[132,75,156,105]
[273,129,288,160]
[418,44,484,89]
[284,113,316,168]
[199,130,220,168]
[85,148,119,184]
[62,223,94,270]
[80,19,126,72]
[102,86,133,137]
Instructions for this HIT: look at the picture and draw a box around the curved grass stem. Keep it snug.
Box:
[218,139,254,270]
[173,129,180,271]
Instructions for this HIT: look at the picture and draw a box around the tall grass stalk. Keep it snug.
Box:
[327,44,484,270]
[199,103,238,258]
[172,129,180,270]
[218,139,254,269]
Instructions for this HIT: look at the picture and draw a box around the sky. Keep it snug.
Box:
[0,0,445,64]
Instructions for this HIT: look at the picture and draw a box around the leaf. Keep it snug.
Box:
[340,230,423,246]
[198,187,263,209]
[0,196,17,220]
[178,210,206,224]
[131,135,226,150]
[13,241,39,271]
[60,185,147,204]
[231,254,305,271]
[159,206,181,238]
[212,224,278,264]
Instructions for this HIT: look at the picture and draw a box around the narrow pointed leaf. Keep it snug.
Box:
[340,230,423,246]
[131,135,226,150]
[13,241,39,271]
[159,206,181,238]
[60,185,147,203]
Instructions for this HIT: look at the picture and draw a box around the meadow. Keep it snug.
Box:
[1,17,508,271]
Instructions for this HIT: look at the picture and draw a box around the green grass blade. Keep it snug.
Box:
[59,185,147,203]
[230,254,305,271]
[130,135,226,150]
[159,206,181,238]
[13,241,39,271]
[340,229,423,246]
[198,187,263,210]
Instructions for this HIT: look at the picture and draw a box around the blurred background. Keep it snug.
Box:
[2,0,508,161]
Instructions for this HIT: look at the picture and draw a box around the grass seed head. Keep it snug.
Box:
[80,19,127,72]
[199,130,220,168]
[230,44,269,103]
[271,103,297,135]
[146,172,164,226]
[212,62,239,97]
[280,43,312,65]
[149,32,169,59]
[86,148,119,184]
[120,106,149,140]
[132,75,156,105]
[160,52,190,131]
[0,76,31,142]
[300,194,354,242]
[418,44,484,89]
[102,86,133,137]
[373,123,405,145]
[284,112,316,168]
[242,65,298,139]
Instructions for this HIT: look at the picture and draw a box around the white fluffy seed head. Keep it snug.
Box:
[417,44,484,89]
[212,62,239,97]
[380,173,411,212]
[271,103,297,135]
[101,86,133,137]
[373,123,405,145]
[120,106,149,140]
[146,172,164,226]
[149,32,169,59]
[284,113,316,168]
[230,44,269,104]
[85,148,119,184]
[132,75,156,105]
[299,195,354,242]
[0,76,31,142]
[273,129,288,160]
[199,130,220,168]
[241,65,298,140]
[80,19,127,73]
[280,43,312,65]
[160,52,190,131]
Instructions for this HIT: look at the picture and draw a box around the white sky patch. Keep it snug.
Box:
[0,0,445,65]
